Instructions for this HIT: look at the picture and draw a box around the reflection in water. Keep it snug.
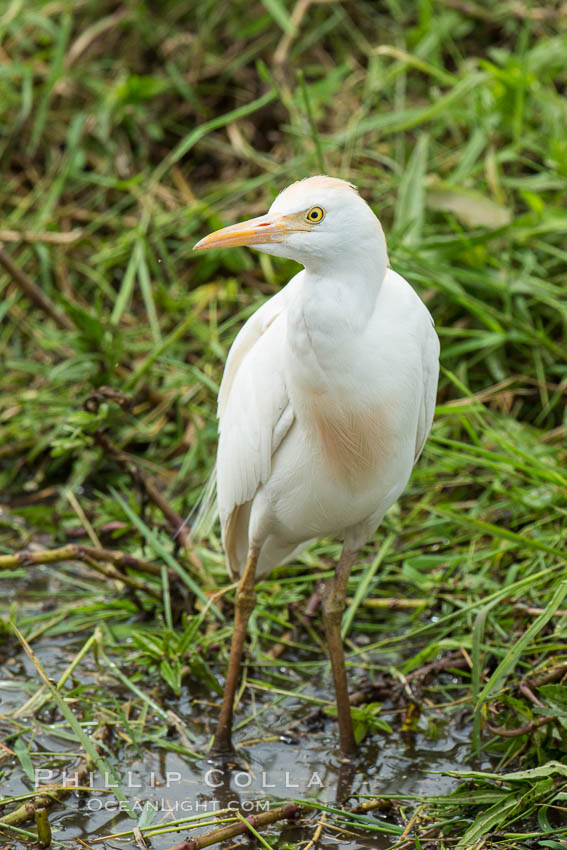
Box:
[2,669,473,850]
[3,575,475,850]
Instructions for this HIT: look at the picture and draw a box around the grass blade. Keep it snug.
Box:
[110,487,223,621]
[477,580,567,707]
[394,134,428,246]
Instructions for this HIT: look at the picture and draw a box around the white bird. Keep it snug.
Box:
[193,176,439,758]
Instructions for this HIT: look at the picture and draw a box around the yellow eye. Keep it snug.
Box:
[306,206,325,223]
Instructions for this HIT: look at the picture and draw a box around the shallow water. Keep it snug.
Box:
[1,565,479,848]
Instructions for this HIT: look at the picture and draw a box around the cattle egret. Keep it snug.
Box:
[193,176,439,758]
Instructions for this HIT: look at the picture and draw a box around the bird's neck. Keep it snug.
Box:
[298,247,386,335]
[286,254,387,394]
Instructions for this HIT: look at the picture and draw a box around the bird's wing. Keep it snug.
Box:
[381,269,439,464]
[414,312,440,462]
[217,275,301,534]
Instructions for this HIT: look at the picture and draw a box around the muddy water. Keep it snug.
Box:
[1,569,476,848]
[1,650,473,847]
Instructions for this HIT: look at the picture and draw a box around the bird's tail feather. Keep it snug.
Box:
[184,465,218,540]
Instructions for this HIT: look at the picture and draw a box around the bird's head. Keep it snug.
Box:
[193,176,388,277]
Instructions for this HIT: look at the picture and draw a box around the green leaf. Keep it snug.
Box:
[353,719,367,745]
[59,296,105,345]
[176,614,205,656]
[189,653,223,696]
[472,602,496,753]
[538,684,567,711]
[131,631,164,659]
[394,134,429,246]
[160,658,181,694]
[152,89,276,183]
[477,581,567,707]
[456,780,554,849]
[260,0,295,34]
[447,761,567,782]
[137,800,157,830]
[114,73,170,104]
[13,737,35,782]
[111,487,223,621]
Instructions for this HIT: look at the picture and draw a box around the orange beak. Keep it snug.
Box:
[193,212,309,251]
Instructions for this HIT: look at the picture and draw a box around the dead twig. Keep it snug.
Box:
[486,715,555,738]
[527,661,567,688]
[519,681,546,708]
[350,797,393,815]
[439,0,567,22]
[406,651,471,682]
[66,7,129,67]
[302,810,327,850]
[83,386,133,412]
[283,677,392,739]
[0,543,163,578]
[351,596,426,611]
[164,802,301,850]
[0,244,74,331]
[64,520,130,539]
[133,825,151,850]
[274,0,338,67]
[513,601,567,618]
[0,229,83,244]
[81,553,161,600]
[393,823,444,850]
[268,587,321,659]
[93,429,205,579]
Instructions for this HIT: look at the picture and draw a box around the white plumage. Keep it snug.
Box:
[194,175,439,756]
[200,177,438,577]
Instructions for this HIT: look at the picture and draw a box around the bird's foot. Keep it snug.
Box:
[208,733,252,772]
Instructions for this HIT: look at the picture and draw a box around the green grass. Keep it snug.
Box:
[1,0,567,847]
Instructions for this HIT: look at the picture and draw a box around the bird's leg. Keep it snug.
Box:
[322,547,358,758]
[212,547,258,755]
